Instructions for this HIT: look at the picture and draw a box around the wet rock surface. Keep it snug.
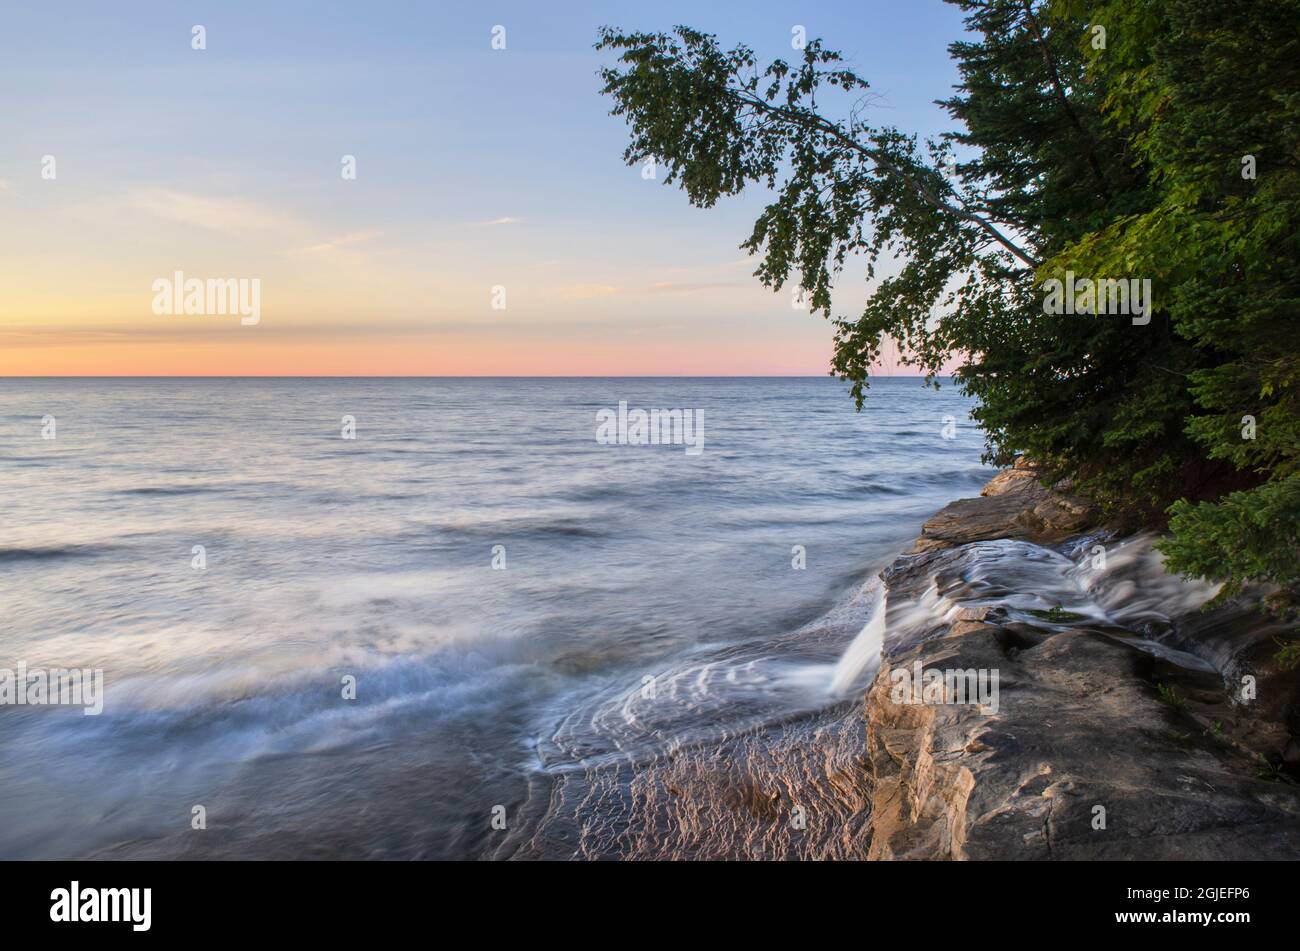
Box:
[866,466,1300,860]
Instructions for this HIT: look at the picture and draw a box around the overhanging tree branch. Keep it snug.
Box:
[728,86,1043,267]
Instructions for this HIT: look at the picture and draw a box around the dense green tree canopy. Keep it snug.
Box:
[596,0,1300,616]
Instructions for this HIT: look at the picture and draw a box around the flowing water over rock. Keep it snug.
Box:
[505,529,1231,858]
[501,579,883,859]
[864,470,1300,860]
[885,534,1221,671]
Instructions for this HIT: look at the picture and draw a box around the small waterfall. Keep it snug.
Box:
[828,584,887,697]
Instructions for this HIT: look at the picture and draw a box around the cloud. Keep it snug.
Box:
[129,189,294,235]
[474,216,522,226]
[292,230,383,255]
[557,283,623,300]
[646,281,747,294]
[555,280,745,301]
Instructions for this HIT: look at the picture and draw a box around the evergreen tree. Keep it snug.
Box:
[596,0,1300,615]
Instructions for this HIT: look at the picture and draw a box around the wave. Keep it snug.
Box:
[0,544,117,563]
[114,485,224,497]
[413,516,609,541]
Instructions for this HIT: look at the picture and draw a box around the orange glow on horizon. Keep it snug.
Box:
[0,335,850,377]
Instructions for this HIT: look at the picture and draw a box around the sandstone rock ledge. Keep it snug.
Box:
[911,457,1098,553]
[864,464,1300,860]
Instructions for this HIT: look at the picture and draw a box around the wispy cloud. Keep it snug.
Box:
[646,281,747,294]
[474,216,523,227]
[557,283,623,300]
[292,230,383,255]
[129,188,293,235]
[555,280,745,301]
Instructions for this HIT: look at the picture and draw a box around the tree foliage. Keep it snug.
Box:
[596,0,1300,612]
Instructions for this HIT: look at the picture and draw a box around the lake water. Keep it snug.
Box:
[0,377,989,859]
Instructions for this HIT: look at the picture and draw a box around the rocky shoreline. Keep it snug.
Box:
[864,462,1300,860]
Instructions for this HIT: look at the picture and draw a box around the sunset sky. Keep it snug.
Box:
[0,1,967,375]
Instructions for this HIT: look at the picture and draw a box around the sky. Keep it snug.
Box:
[0,1,969,375]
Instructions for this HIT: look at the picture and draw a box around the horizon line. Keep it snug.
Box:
[0,373,940,380]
